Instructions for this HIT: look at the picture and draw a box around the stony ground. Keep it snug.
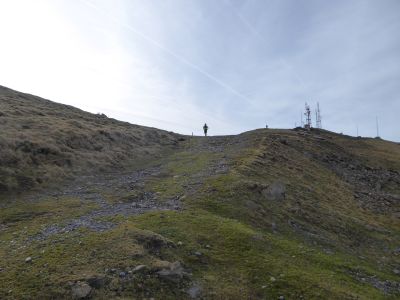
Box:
[25,136,233,241]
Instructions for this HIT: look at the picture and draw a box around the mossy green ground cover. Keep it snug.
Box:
[1,129,399,299]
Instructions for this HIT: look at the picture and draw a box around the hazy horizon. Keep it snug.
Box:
[0,0,399,141]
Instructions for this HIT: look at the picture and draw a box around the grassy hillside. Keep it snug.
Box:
[0,85,179,194]
[0,87,399,299]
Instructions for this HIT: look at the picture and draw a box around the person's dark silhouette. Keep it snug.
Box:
[203,123,208,136]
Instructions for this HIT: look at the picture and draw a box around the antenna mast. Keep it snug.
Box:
[304,102,312,130]
[376,116,380,138]
[315,102,322,129]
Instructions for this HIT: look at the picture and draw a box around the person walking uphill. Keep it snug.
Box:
[203,123,208,136]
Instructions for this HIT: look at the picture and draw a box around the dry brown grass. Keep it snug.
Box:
[0,85,180,194]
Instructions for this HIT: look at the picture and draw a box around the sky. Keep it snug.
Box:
[0,0,399,140]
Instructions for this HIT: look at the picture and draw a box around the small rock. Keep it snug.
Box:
[393,269,400,275]
[71,281,92,299]
[279,139,288,145]
[270,276,276,282]
[86,276,109,289]
[187,283,202,298]
[25,257,32,263]
[262,181,286,201]
[205,244,211,249]
[177,241,183,246]
[194,251,202,257]
[151,260,172,271]
[157,261,185,283]
[119,271,126,278]
[261,285,267,289]
[278,296,285,300]
[133,265,147,273]
[170,261,184,272]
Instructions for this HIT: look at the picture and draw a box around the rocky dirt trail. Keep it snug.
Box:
[28,136,237,242]
[29,166,181,241]
[174,136,239,198]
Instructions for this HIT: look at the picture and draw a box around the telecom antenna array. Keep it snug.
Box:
[315,102,322,129]
[304,102,312,130]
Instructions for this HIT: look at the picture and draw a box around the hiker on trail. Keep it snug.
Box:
[203,123,208,136]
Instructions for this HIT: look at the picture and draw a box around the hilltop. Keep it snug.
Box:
[0,86,399,299]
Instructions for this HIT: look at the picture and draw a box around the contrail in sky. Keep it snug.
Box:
[79,0,253,105]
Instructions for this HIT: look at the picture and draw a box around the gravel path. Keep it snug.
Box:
[29,136,237,241]
[31,166,181,241]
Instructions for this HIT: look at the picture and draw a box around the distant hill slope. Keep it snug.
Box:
[0,86,399,299]
[0,85,179,193]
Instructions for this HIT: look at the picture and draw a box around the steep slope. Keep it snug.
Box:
[0,88,399,299]
[0,86,179,194]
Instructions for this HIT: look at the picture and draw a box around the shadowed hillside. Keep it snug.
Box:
[0,86,179,194]
[0,87,399,299]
